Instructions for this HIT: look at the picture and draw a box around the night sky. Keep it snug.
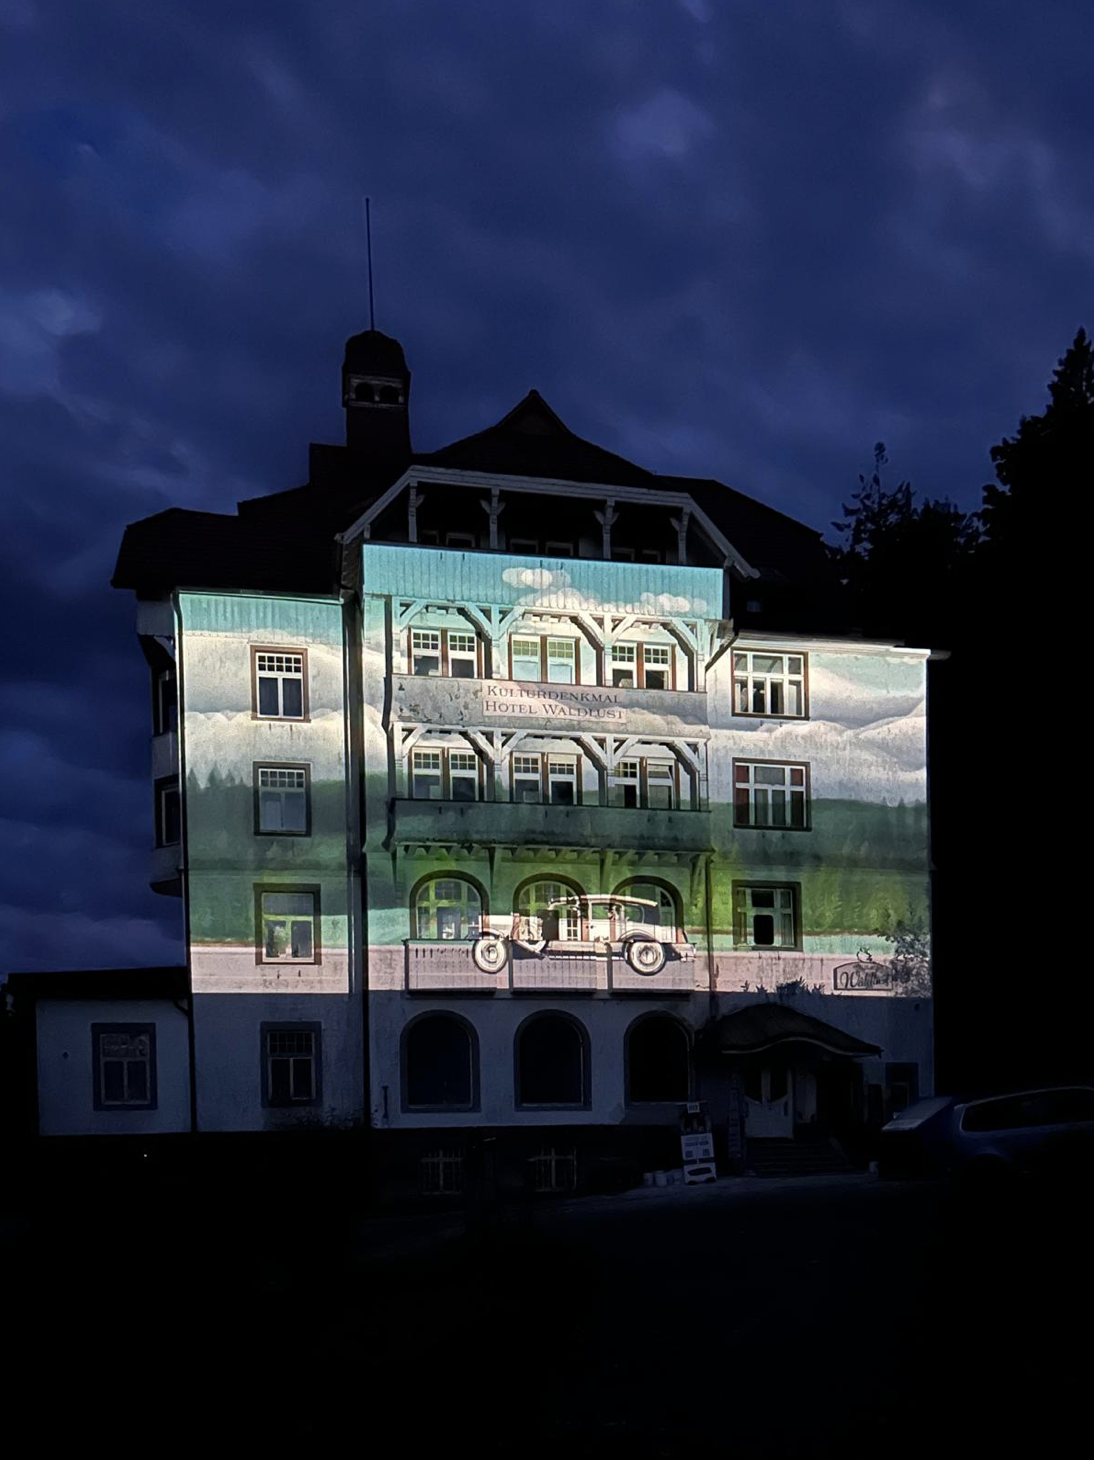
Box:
[2,1,1090,973]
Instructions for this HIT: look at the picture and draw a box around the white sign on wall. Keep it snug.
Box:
[482,683,627,723]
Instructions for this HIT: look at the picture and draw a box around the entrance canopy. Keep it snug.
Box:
[711,1004,881,1058]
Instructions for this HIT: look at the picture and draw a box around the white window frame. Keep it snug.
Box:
[547,755,579,805]
[410,629,442,676]
[447,630,478,679]
[735,883,799,950]
[512,752,543,803]
[410,746,482,802]
[94,1026,155,1109]
[511,636,542,682]
[258,890,319,964]
[609,758,640,808]
[733,650,807,718]
[546,637,577,684]
[254,649,306,720]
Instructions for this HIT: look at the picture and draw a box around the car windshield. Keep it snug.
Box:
[884,1096,952,1130]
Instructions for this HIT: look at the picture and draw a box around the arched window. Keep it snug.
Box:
[515,877,583,942]
[353,381,376,403]
[614,879,682,939]
[411,876,483,941]
[516,1013,589,1107]
[378,383,400,404]
[403,1014,477,1109]
[626,1015,691,1103]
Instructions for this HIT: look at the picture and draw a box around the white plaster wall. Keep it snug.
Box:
[36,999,191,1137]
[192,992,365,1132]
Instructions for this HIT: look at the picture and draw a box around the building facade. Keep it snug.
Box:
[12,326,933,1188]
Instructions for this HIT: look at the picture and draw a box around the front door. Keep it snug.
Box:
[744,1066,794,1138]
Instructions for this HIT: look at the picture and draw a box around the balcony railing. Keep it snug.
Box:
[390,798,712,851]
[404,939,697,993]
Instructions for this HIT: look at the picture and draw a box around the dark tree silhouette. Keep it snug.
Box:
[830,442,978,646]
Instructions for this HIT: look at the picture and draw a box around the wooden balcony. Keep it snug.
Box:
[509,947,606,992]
[403,940,697,994]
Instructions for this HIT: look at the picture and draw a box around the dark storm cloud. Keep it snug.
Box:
[1,0,1090,970]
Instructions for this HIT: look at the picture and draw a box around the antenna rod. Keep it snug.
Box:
[365,195,375,330]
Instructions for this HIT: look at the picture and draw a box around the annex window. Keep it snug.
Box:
[153,668,177,735]
[446,531,475,550]
[545,541,574,557]
[516,1014,589,1108]
[155,777,181,847]
[92,1025,156,1110]
[404,1015,477,1111]
[609,757,677,809]
[610,642,637,687]
[410,747,481,802]
[509,538,539,555]
[412,876,483,941]
[253,649,307,720]
[510,752,581,805]
[420,1148,466,1194]
[409,628,480,678]
[733,761,809,829]
[515,879,582,942]
[733,651,806,718]
[262,1025,320,1106]
[255,764,310,834]
[257,888,320,963]
[733,883,800,951]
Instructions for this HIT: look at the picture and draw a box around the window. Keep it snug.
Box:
[509,538,539,554]
[253,649,307,720]
[262,1025,321,1106]
[733,761,809,829]
[410,747,481,801]
[610,641,675,690]
[627,1016,690,1103]
[733,884,800,950]
[510,752,582,805]
[509,634,581,684]
[153,667,177,735]
[255,764,310,835]
[609,757,678,809]
[611,643,636,687]
[155,777,180,847]
[412,876,483,940]
[547,755,578,805]
[545,541,574,557]
[256,888,320,963]
[616,880,681,936]
[612,546,636,562]
[410,629,441,676]
[404,1015,477,1110]
[733,651,806,718]
[516,879,582,941]
[516,1014,589,1107]
[446,532,475,550]
[92,1025,156,1110]
[419,529,440,545]
[448,632,478,679]
[420,1148,466,1194]
[546,638,576,684]
[640,548,663,564]
[409,628,480,678]
[529,1147,578,1192]
[511,637,542,681]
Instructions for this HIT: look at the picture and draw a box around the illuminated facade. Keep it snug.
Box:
[32,326,933,1182]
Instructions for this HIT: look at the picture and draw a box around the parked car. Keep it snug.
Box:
[471,894,693,975]
[878,1086,1094,1181]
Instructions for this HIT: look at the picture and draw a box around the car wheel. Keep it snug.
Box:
[471,935,509,972]
[625,938,666,974]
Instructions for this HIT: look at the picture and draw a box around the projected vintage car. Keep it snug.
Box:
[470,894,694,975]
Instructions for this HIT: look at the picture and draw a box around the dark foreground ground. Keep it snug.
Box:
[1,1165,1087,1456]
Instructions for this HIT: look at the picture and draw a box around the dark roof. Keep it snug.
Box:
[3,967,189,1002]
[343,328,408,375]
[112,388,833,598]
[712,1003,882,1057]
[415,389,660,488]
